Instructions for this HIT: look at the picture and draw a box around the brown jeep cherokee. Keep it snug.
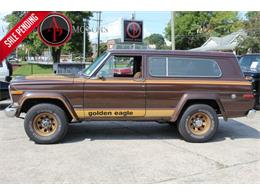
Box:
[5,49,256,144]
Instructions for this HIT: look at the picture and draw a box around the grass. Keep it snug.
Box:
[13,63,53,76]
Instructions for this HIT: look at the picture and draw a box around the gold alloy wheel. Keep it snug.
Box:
[33,112,58,137]
[188,112,212,135]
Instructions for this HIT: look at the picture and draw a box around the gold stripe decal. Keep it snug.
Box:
[75,79,251,86]
[75,109,174,118]
[146,109,175,117]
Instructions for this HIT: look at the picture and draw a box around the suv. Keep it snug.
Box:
[5,50,255,144]
[239,54,260,109]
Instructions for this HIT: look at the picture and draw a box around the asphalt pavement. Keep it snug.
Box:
[0,100,259,183]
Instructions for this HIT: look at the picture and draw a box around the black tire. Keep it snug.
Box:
[24,103,68,144]
[177,104,218,143]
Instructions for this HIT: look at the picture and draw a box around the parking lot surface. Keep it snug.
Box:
[0,100,259,183]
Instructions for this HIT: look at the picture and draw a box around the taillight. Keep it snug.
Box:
[243,94,254,100]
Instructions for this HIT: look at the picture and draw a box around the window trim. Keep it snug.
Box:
[148,56,223,78]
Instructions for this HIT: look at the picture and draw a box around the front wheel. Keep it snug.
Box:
[177,104,218,143]
[24,103,68,144]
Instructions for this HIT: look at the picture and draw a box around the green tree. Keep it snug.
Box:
[237,12,260,54]
[99,42,108,54]
[60,11,92,62]
[165,11,243,50]
[144,33,166,49]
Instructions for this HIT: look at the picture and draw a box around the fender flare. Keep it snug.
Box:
[171,93,226,122]
[17,92,79,121]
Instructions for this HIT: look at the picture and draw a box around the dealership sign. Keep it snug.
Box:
[0,11,72,62]
[123,20,143,43]
[38,13,72,47]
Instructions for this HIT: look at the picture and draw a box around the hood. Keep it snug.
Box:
[11,74,76,85]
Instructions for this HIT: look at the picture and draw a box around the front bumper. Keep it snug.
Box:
[4,104,17,117]
[247,109,256,119]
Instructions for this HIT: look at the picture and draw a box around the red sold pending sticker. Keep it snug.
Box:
[0,11,72,62]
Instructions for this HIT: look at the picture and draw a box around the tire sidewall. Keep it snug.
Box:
[24,104,68,144]
[178,105,218,142]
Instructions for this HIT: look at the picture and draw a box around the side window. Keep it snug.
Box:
[148,57,166,76]
[148,56,221,77]
[99,56,114,77]
[0,61,2,68]
[98,55,142,78]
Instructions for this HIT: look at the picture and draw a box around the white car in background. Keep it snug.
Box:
[0,60,12,100]
[0,60,11,82]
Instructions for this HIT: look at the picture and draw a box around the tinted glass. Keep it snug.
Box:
[148,57,166,76]
[168,57,221,77]
[148,57,221,77]
[83,52,108,76]
[239,55,260,73]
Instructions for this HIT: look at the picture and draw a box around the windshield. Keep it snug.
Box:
[239,55,260,73]
[83,52,108,76]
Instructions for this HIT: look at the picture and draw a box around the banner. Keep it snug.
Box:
[0,11,51,62]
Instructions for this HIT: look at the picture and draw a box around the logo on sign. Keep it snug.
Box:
[123,20,143,42]
[38,13,72,47]
[126,22,141,39]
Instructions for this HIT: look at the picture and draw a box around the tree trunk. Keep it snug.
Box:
[51,47,62,63]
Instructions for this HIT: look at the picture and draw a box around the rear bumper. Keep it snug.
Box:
[247,109,256,119]
[4,104,17,117]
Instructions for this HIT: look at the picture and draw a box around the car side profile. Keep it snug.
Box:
[5,49,255,144]
[239,54,260,109]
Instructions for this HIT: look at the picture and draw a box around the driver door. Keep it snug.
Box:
[83,54,145,119]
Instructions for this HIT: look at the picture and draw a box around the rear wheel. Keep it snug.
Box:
[24,103,68,144]
[177,104,218,142]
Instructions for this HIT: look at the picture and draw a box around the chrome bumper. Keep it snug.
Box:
[4,105,17,117]
[247,109,256,119]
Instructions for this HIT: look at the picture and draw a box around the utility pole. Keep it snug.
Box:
[97,11,101,57]
[83,18,87,63]
[92,12,102,57]
[171,11,175,50]
[131,12,136,20]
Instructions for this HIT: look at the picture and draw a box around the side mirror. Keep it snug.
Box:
[96,73,105,80]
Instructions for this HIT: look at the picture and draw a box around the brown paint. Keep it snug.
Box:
[9,49,254,122]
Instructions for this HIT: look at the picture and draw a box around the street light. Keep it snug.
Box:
[83,18,87,63]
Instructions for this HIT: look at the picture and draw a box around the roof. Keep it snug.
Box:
[108,49,235,58]
[190,30,246,51]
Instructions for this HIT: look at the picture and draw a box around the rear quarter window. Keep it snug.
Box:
[148,56,222,77]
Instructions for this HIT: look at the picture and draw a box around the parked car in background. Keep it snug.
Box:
[0,81,10,101]
[239,54,260,109]
[0,60,13,100]
[0,60,12,82]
